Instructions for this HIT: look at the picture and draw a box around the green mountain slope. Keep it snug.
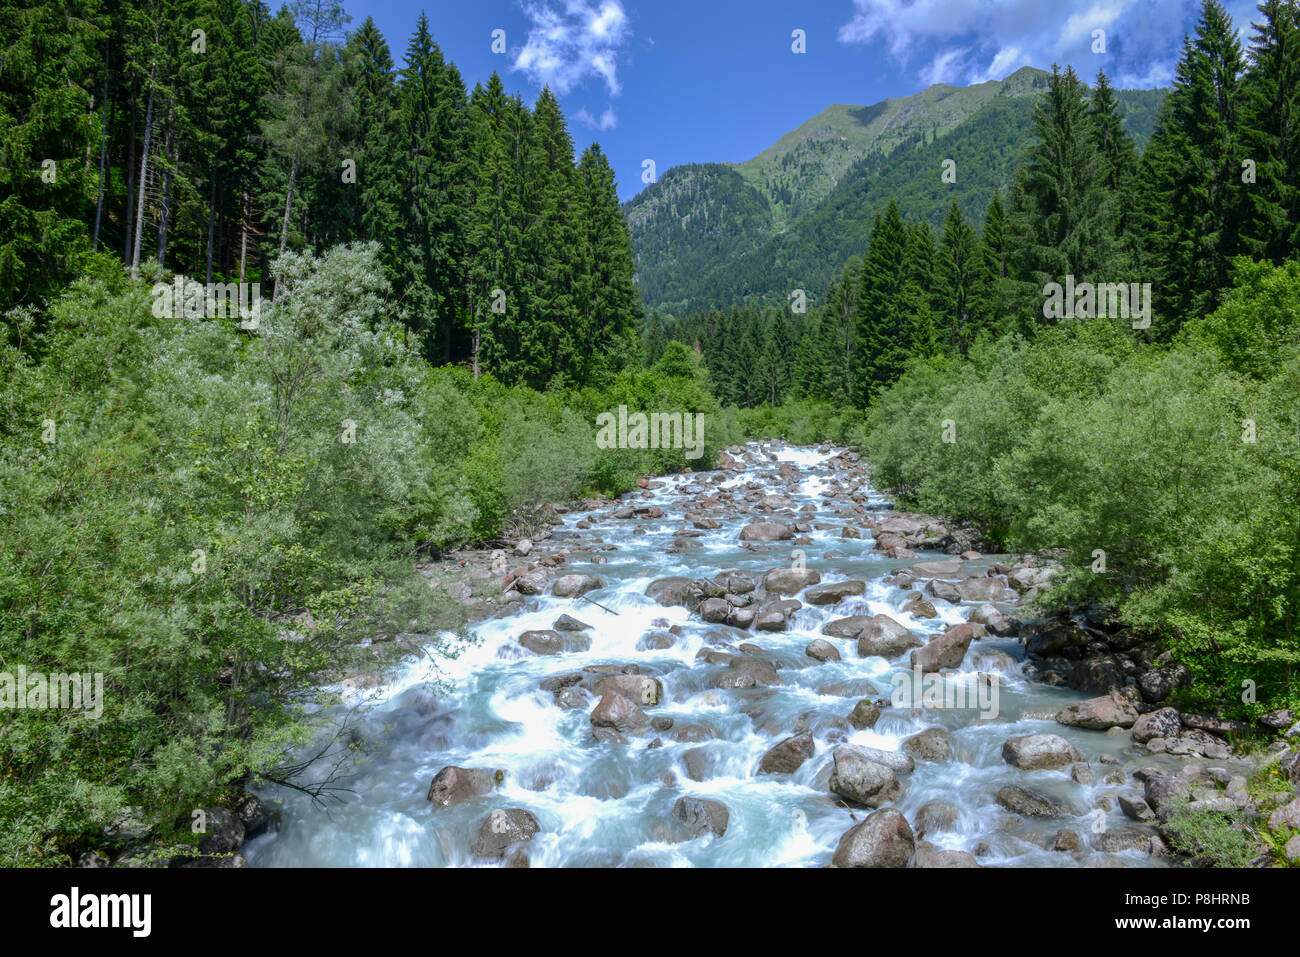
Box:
[626,67,1166,315]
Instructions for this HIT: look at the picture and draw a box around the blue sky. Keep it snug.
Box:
[342,1,1264,200]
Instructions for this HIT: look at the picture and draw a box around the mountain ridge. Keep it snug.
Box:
[625,66,1167,316]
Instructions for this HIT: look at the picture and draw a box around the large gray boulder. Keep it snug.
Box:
[831,808,915,868]
[469,808,540,859]
[758,732,815,774]
[552,574,603,597]
[804,580,867,605]
[857,615,923,659]
[667,797,730,841]
[593,674,663,707]
[909,624,978,673]
[1001,733,1083,771]
[645,577,704,610]
[427,766,504,807]
[996,785,1068,818]
[739,522,794,542]
[828,746,903,807]
[763,567,822,596]
[589,692,648,733]
[1057,692,1139,730]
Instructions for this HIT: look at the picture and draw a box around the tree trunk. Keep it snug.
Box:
[205,177,217,283]
[92,64,110,252]
[130,61,156,279]
[123,76,136,262]
[278,158,297,257]
[156,105,175,267]
[239,190,249,283]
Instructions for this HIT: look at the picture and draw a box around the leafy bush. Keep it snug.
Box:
[858,261,1300,715]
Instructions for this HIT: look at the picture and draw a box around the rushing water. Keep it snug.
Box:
[246,442,1221,867]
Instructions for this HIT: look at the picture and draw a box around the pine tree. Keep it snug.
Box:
[936,201,981,354]
[1005,64,1115,331]
[1144,0,1247,326]
[1238,0,1300,262]
[979,189,1013,336]
[574,143,639,383]
[903,220,940,358]
[1090,69,1140,266]
[0,0,101,308]
[393,15,468,361]
[853,201,909,405]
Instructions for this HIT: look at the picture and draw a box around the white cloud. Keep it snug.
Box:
[513,0,631,96]
[575,104,619,130]
[837,0,1208,88]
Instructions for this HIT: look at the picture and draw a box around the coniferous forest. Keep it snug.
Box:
[2,0,1300,878]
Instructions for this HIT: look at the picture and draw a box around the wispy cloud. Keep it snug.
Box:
[513,0,631,96]
[836,0,1261,89]
[575,104,619,130]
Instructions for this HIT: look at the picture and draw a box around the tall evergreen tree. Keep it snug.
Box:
[394,15,468,361]
[853,201,909,405]
[1238,0,1300,262]
[1143,0,1247,326]
[936,201,982,354]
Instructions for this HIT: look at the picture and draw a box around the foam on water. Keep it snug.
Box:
[247,441,1189,869]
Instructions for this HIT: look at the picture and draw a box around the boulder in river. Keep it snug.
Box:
[913,800,961,835]
[902,727,952,762]
[699,597,731,623]
[552,614,591,632]
[758,732,815,774]
[1001,733,1083,770]
[967,603,1017,636]
[909,624,977,673]
[828,746,903,807]
[427,766,505,807]
[805,638,841,663]
[956,576,1016,603]
[755,599,800,632]
[831,808,915,868]
[823,615,875,639]
[739,522,794,542]
[926,579,961,603]
[762,567,822,596]
[1132,706,1181,743]
[1056,692,1139,730]
[552,574,603,597]
[914,843,980,868]
[667,797,730,841]
[803,579,866,605]
[857,615,923,659]
[847,699,880,729]
[517,629,562,655]
[995,785,1069,818]
[594,674,663,707]
[589,692,649,733]
[469,808,540,859]
[645,577,704,611]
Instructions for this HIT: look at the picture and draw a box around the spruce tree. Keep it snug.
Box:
[1144,0,1247,326]
[936,201,981,355]
[853,201,909,405]
[1238,0,1300,262]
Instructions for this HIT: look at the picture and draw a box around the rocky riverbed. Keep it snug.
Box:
[237,442,1300,868]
